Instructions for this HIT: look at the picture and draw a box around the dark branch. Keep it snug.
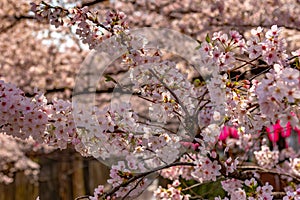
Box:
[103,162,195,198]
[0,15,36,34]
[209,22,300,32]
[81,0,109,7]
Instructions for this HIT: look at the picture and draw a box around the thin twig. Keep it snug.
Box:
[102,162,195,198]
[74,195,90,200]
[121,177,145,200]
[231,56,261,72]
[249,66,271,81]
[235,57,259,68]
[148,68,190,117]
[237,165,300,183]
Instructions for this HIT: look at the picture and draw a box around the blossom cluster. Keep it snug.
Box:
[72,95,187,174]
[0,134,40,184]
[0,80,48,142]
[254,63,300,126]
[30,2,129,49]
[247,25,288,65]
[191,154,222,182]
[283,188,300,200]
[0,80,84,152]
[141,26,300,199]
[1,1,300,199]
[217,178,274,200]
[254,145,279,169]
[154,180,190,200]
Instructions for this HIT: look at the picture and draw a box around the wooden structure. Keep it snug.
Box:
[0,149,110,200]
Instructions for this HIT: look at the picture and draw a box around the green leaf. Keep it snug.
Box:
[104,75,117,84]
[197,39,202,44]
[205,33,211,43]
[193,79,201,87]
[195,40,202,50]
[295,57,299,69]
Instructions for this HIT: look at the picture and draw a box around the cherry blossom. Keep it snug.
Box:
[1,1,300,199]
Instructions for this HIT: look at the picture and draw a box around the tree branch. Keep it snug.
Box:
[81,0,109,7]
[103,162,195,198]
[209,22,300,32]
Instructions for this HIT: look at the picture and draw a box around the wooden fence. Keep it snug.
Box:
[0,149,110,200]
